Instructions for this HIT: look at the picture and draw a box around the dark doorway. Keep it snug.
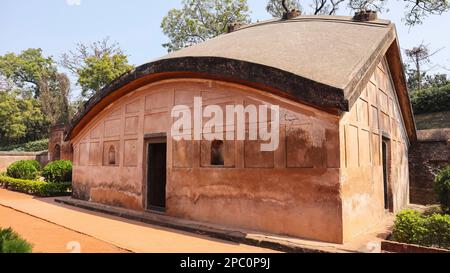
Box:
[211,140,224,166]
[381,138,392,212]
[146,140,167,211]
[53,144,61,161]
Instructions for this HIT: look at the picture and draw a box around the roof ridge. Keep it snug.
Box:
[233,15,391,34]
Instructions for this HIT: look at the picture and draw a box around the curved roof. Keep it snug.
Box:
[67,16,416,141]
[161,16,392,91]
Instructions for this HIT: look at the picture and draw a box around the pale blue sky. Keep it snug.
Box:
[1,0,449,97]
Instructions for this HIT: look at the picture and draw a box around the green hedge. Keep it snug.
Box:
[0,139,48,152]
[410,84,450,114]
[392,209,450,249]
[0,228,32,253]
[6,160,40,180]
[435,165,450,213]
[0,176,71,197]
[42,160,72,183]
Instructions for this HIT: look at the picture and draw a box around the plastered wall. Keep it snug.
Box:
[71,78,343,243]
[340,58,410,242]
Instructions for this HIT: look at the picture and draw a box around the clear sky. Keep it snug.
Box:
[1,0,449,97]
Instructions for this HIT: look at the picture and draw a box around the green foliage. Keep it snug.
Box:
[426,213,450,248]
[0,90,27,142]
[392,210,428,244]
[0,90,50,146]
[0,139,48,152]
[0,48,69,145]
[77,54,133,98]
[161,0,251,52]
[0,228,32,253]
[435,165,450,213]
[61,37,134,100]
[410,84,450,114]
[392,209,450,249]
[6,160,40,180]
[424,73,450,88]
[0,48,56,97]
[0,91,49,145]
[42,160,72,183]
[0,175,71,197]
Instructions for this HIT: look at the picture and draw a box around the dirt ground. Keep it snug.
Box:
[0,189,276,253]
[0,205,128,253]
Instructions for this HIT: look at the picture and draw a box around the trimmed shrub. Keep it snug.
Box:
[410,84,450,114]
[0,227,32,253]
[392,209,450,249]
[42,160,72,183]
[435,165,450,213]
[392,210,428,245]
[0,176,71,197]
[6,160,40,180]
[425,213,450,248]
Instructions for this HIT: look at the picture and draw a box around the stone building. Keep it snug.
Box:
[48,124,73,162]
[66,16,416,244]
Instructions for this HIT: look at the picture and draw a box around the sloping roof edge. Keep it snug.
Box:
[341,24,417,142]
[66,56,347,140]
[385,34,418,142]
[65,23,417,143]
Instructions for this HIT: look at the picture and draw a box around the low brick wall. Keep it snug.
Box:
[0,151,49,172]
[381,240,450,253]
[409,129,450,205]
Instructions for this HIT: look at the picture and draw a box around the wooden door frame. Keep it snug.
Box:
[142,133,167,213]
[381,135,393,213]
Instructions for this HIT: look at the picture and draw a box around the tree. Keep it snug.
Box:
[0,48,56,97]
[38,73,71,124]
[264,0,449,25]
[348,0,449,25]
[61,37,134,99]
[348,0,386,12]
[403,0,450,26]
[161,0,251,52]
[0,49,71,126]
[0,90,26,143]
[266,0,302,17]
[405,43,443,91]
[0,89,49,145]
[424,73,449,88]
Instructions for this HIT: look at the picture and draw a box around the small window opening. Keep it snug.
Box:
[211,140,224,166]
[108,145,116,165]
[53,144,61,161]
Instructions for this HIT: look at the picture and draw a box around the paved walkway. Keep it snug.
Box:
[0,189,275,253]
[0,205,128,253]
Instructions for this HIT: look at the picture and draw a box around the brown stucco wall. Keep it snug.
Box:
[71,78,343,243]
[0,152,48,172]
[409,129,450,205]
[340,58,410,242]
[70,58,410,244]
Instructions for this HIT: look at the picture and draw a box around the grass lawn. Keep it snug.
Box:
[414,111,450,130]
